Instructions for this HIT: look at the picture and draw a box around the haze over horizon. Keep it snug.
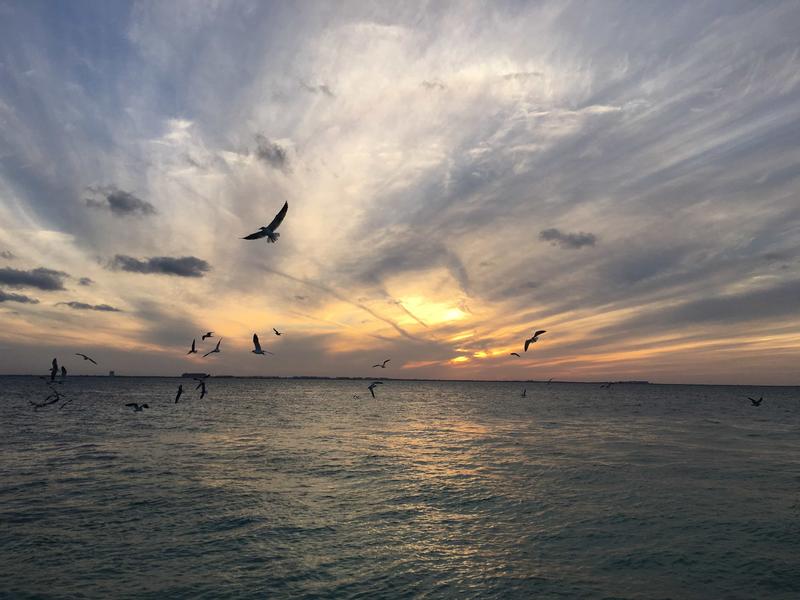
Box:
[1,1,799,385]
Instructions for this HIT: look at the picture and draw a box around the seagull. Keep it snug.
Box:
[524,330,547,352]
[202,331,214,340]
[352,394,361,400]
[125,403,149,412]
[748,396,763,407]
[600,382,614,389]
[510,352,520,357]
[367,381,383,398]
[50,358,58,382]
[196,379,207,399]
[175,384,183,403]
[75,353,98,365]
[60,366,67,378]
[187,339,197,354]
[273,328,282,336]
[372,359,390,368]
[252,333,273,355]
[203,339,222,358]
[242,201,288,243]
[521,388,527,398]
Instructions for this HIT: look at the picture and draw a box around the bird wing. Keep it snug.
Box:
[88,357,97,364]
[383,359,390,366]
[510,352,520,357]
[748,397,755,402]
[524,338,532,352]
[52,358,58,370]
[253,334,262,352]
[273,328,280,335]
[267,201,288,231]
[242,229,270,240]
[369,387,375,398]
[125,403,138,408]
[202,349,214,357]
[534,330,547,337]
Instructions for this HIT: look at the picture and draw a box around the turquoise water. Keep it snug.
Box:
[1,377,798,599]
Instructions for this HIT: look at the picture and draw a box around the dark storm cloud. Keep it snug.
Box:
[254,134,289,170]
[109,255,211,277]
[85,186,156,217]
[539,228,597,249]
[1,250,15,259]
[0,289,39,304]
[57,301,122,312]
[0,267,68,290]
[78,277,94,286]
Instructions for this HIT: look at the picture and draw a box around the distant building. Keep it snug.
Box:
[109,370,115,377]
[181,372,209,378]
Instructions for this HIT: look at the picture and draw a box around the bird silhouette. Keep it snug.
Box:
[510,352,520,357]
[125,403,149,412]
[187,339,197,354]
[372,359,390,368]
[203,339,221,358]
[175,384,183,403]
[748,396,763,407]
[202,331,214,340]
[524,330,546,352]
[368,381,383,398]
[75,353,98,365]
[242,201,288,243]
[252,333,273,355]
[273,328,282,336]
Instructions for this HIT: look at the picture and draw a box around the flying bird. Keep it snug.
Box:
[524,330,547,352]
[50,358,58,382]
[75,353,98,365]
[187,339,197,354]
[202,332,214,340]
[521,388,527,398]
[251,333,273,355]
[372,359,390,368]
[273,328,282,336]
[203,339,222,358]
[196,379,207,399]
[510,352,520,357]
[175,384,183,404]
[367,381,383,398]
[242,201,288,243]
[600,382,614,389]
[60,366,67,378]
[125,403,149,412]
[748,396,763,407]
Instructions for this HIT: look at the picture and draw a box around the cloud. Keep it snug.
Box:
[85,185,156,217]
[78,277,94,286]
[109,255,211,277]
[0,267,69,290]
[254,134,289,170]
[300,81,334,97]
[0,250,16,259]
[421,79,446,91]
[57,301,122,312]
[539,228,597,249]
[502,71,543,81]
[0,289,39,304]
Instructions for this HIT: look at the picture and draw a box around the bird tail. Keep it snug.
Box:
[267,232,280,243]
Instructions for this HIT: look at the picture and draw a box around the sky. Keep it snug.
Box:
[1,1,799,384]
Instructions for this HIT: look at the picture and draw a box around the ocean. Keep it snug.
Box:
[1,377,798,599]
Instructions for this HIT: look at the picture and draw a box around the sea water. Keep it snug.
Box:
[1,377,798,599]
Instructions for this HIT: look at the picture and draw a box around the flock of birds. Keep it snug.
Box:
[29,200,768,412]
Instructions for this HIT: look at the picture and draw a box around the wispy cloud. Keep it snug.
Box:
[85,185,156,217]
[57,301,122,312]
[539,228,597,249]
[0,289,39,304]
[0,250,15,259]
[254,134,290,170]
[109,256,211,277]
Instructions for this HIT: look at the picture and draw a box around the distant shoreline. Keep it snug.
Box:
[2,373,797,386]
